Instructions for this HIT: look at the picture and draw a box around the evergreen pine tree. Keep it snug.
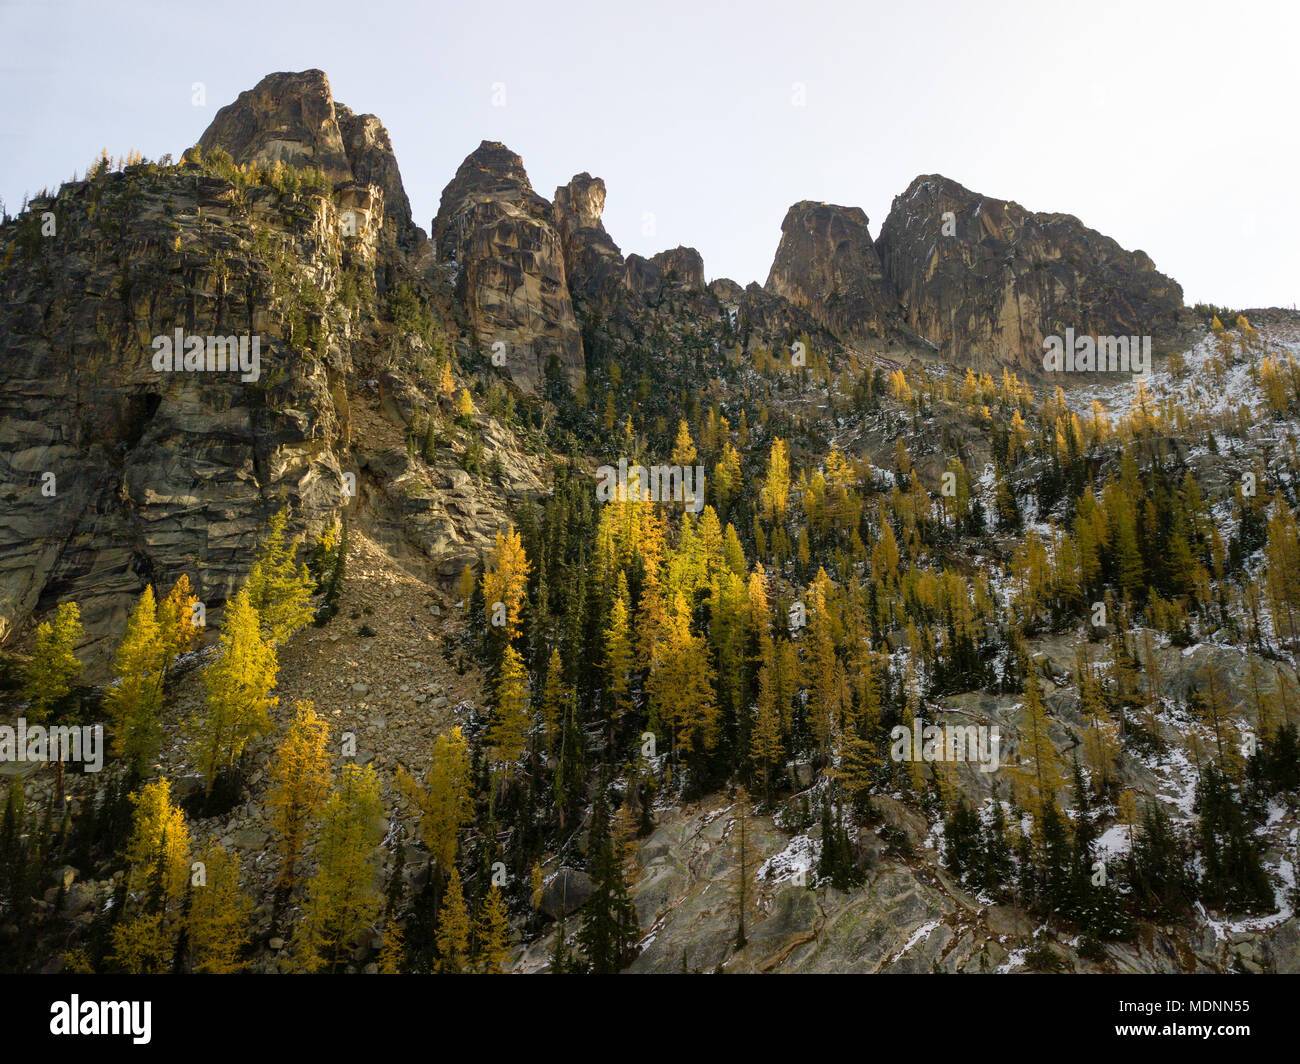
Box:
[578,783,640,973]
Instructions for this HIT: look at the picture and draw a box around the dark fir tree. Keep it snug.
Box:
[578,782,639,973]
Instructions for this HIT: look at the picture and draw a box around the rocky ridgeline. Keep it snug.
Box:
[131,69,1192,399]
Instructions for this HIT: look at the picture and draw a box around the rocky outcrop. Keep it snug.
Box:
[199,70,425,263]
[540,868,593,919]
[765,201,901,345]
[433,142,584,393]
[552,173,624,304]
[621,254,660,302]
[736,281,838,353]
[334,104,422,256]
[651,247,705,290]
[875,174,1185,376]
[552,173,607,243]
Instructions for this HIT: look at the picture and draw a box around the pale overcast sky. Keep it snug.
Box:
[1,0,1295,309]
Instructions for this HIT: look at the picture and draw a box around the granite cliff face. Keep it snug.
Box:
[334,103,423,257]
[432,142,585,394]
[874,174,1187,375]
[0,165,361,661]
[765,200,902,345]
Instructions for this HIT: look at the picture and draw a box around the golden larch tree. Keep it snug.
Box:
[103,586,166,774]
[191,586,279,796]
[396,726,473,873]
[295,763,385,972]
[267,700,332,890]
[246,508,315,645]
[476,882,510,973]
[186,842,252,973]
[481,523,531,642]
[435,866,471,973]
[21,602,83,723]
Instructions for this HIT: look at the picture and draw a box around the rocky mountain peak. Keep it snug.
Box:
[434,141,546,224]
[199,70,423,255]
[552,173,624,303]
[553,172,607,234]
[876,173,1187,375]
[198,69,353,182]
[432,143,584,393]
[765,200,901,344]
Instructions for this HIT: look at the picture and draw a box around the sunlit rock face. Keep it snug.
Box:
[433,142,584,394]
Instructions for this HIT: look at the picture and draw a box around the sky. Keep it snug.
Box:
[1,0,1296,309]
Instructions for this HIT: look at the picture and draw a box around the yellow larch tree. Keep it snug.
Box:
[186,842,252,973]
[396,726,473,873]
[604,571,634,725]
[191,586,278,796]
[435,866,471,973]
[111,778,191,973]
[647,594,719,761]
[21,601,83,723]
[476,882,510,973]
[123,777,192,901]
[486,644,529,790]
[103,586,166,775]
[295,763,385,972]
[246,508,315,646]
[671,417,697,467]
[760,438,790,523]
[267,700,332,890]
[156,573,201,668]
[481,523,531,643]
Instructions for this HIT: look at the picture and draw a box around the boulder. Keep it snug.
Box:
[540,867,593,919]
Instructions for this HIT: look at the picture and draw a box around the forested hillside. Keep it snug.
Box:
[2,71,1297,976]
